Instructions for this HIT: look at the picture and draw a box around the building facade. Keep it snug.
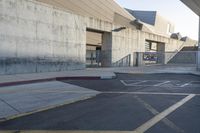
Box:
[0,0,197,75]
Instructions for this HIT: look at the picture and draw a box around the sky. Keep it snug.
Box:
[116,0,199,40]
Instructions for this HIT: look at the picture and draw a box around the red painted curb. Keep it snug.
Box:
[0,78,55,87]
[56,76,101,81]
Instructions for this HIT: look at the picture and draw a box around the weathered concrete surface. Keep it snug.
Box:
[0,0,86,75]
[198,17,200,71]
[168,51,197,64]
[198,50,200,70]
[0,81,100,121]
[0,0,197,74]
[0,69,116,86]
[88,65,199,76]
[111,28,197,67]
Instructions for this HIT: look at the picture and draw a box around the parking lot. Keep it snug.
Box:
[0,73,200,133]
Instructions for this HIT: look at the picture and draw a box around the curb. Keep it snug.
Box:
[0,78,55,87]
[0,131,134,133]
[0,94,100,123]
[190,72,200,77]
[0,74,115,122]
[0,75,116,88]
[116,71,200,76]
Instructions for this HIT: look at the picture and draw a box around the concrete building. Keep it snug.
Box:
[126,9,175,37]
[0,0,197,75]
[180,0,200,71]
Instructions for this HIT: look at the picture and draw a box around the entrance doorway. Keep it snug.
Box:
[86,30,103,67]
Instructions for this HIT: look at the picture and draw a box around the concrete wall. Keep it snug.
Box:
[198,48,200,70]
[198,18,200,71]
[111,26,145,66]
[0,0,86,75]
[98,22,196,67]
[154,14,174,36]
[168,51,197,64]
[0,0,197,74]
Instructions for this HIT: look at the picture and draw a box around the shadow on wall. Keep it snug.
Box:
[0,57,85,75]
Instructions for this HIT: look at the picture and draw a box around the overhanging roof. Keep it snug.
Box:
[36,0,135,23]
[180,0,200,16]
[35,0,165,32]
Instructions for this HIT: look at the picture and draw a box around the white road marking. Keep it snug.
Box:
[120,80,199,88]
[24,90,200,96]
[134,95,184,133]
[120,80,165,87]
[120,80,129,86]
[180,83,190,88]
[104,91,196,96]
[131,81,148,85]
[120,80,148,86]
[134,94,195,133]
[154,81,171,87]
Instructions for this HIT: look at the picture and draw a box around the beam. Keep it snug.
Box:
[180,0,200,16]
[180,0,200,71]
[198,17,200,70]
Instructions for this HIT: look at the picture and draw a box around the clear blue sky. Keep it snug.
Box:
[116,0,199,40]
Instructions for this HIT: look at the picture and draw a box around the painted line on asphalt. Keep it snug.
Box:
[120,80,147,86]
[103,91,198,96]
[134,94,196,133]
[131,81,148,85]
[120,80,129,86]
[133,95,184,133]
[5,90,199,96]
[180,83,190,88]
[154,81,171,87]
[120,80,200,88]
[120,79,167,87]
[4,90,198,96]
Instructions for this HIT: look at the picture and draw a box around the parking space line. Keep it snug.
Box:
[134,94,195,133]
[134,95,184,133]
[120,80,200,88]
[131,81,147,85]
[180,83,190,88]
[120,80,129,86]
[154,81,171,87]
[32,91,200,96]
[120,80,148,86]
[104,91,194,96]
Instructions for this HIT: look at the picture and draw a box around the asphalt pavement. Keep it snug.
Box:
[0,73,200,133]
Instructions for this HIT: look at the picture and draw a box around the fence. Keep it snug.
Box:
[86,50,131,67]
[135,51,198,66]
[86,50,198,67]
[0,51,198,75]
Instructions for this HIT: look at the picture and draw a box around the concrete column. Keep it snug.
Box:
[157,43,166,65]
[101,32,112,67]
[198,17,200,71]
